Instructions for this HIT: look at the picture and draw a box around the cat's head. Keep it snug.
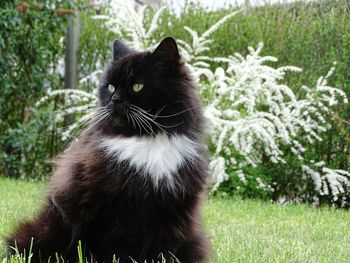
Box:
[97,37,203,137]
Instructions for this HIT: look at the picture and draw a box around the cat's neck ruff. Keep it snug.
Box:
[100,133,199,188]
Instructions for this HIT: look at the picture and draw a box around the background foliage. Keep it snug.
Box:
[1,0,350,206]
[0,0,70,178]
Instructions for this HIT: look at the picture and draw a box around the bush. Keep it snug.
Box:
[0,0,70,178]
[0,1,112,179]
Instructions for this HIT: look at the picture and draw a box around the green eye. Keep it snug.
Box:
[108,84,115,93]
[133,83,144,93]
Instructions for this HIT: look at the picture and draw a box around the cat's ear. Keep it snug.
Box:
[113,39,132,61]
[152,37,180,61]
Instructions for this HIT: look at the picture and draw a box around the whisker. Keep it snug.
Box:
[126,112,131,124]
[130,105,156,119]
[63,107,109,143]
[133,114,151,136]
[132,112,154,136]
[129,113,139,135]
[87,110,110,128]
[132,109,168,134]
[131,113,142,136]
[130,112,145,136]
[132,108,183,132]
[154,105,167,118]
[130,104,199,119]
[154,106,199,118]
[128,112,137,129]
[140,116,157,137]
[135,111,157,136]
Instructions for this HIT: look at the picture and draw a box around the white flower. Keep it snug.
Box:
[206,43,349,198]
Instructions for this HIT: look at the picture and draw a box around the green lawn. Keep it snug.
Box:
[1,178,350,262]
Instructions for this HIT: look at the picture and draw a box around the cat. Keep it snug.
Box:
[6,37,210,263]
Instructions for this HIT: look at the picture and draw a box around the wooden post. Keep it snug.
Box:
[64,10,80,92]
[243,0,250,16]
[64,7,80,127]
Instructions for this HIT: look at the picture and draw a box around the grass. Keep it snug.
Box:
[1,178,350,262]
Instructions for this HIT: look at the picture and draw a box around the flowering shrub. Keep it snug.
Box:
[176,11,240,80]
[36,2,350,205]
[92,1,166,50]
[204,43,349,205]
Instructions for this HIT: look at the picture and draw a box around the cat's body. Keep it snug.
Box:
[6,37,209,263]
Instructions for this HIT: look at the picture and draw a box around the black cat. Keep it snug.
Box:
[6,37,210,263]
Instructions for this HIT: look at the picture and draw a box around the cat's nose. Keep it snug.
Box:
[111,93,122,103]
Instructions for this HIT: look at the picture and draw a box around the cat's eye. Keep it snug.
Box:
[132,83,144,93]
[108,84,115,93]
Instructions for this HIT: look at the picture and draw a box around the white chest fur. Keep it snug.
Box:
[100,133,199,188]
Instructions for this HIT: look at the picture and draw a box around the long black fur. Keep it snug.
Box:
[6,37,210,263]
